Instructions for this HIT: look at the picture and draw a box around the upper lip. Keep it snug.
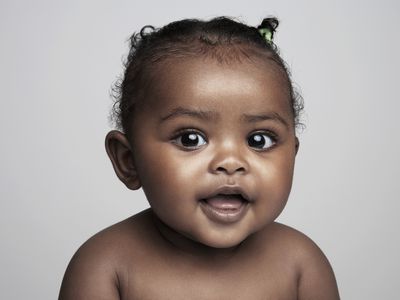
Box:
[202,185,251,202]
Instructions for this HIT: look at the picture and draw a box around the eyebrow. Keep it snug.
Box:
[160,107,218,122]
[160,106,290,128]
[241,112,290,128]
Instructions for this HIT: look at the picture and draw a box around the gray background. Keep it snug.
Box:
[1,0,399,299]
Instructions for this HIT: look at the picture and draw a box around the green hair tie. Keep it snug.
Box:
[258,28,273,44]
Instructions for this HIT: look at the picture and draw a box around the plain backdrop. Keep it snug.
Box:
[1,0,399,299]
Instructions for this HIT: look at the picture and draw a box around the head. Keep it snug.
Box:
[106,17,304,249]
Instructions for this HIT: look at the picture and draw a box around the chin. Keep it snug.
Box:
[206,240,244,249]
[196,230,251,249]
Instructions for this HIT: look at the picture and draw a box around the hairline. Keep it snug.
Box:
[123,49,295,139]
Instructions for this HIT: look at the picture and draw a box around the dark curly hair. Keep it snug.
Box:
[111,16,304,135]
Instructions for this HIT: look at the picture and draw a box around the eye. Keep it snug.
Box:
[173,131,207,150]
[247,132,276,150]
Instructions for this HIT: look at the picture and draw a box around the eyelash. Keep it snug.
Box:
[170,129,279,151]
[171,129,208,150]
[247,131,278,151]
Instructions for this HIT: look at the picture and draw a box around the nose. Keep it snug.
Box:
[209,142,249,175]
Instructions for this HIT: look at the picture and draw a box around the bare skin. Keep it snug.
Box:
[60,211,338,300]
[59,56,340,299]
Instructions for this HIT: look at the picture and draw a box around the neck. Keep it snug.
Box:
[150,210,243,262]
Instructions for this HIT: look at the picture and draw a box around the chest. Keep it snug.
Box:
[118,258,298,300]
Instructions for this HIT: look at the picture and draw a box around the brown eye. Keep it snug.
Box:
[174,131,207,149]
[247,133,275,150]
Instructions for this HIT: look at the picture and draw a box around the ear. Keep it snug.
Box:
[294,136,300,155]
[105,130,141,190]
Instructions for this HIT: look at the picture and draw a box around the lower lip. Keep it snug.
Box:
[199,199,249,224]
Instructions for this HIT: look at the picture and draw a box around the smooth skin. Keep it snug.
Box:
[59,56,340,299]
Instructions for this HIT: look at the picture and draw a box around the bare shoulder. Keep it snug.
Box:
[59,210,151,300]
[258,222,340,300]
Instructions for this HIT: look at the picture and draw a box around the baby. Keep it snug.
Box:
[59,17,340,299]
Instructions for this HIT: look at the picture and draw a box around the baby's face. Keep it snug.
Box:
[128,57,298,248]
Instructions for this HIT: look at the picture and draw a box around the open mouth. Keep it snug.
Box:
[200,191,250,223]
[201,194,248,211]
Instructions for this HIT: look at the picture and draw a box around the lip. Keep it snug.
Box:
[199,185,251,224]
[202,185,251,202]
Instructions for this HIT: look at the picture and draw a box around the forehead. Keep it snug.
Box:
[137,56,293,123]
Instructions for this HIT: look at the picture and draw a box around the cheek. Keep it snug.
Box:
[134,146,206,204]
[254,153,295,206]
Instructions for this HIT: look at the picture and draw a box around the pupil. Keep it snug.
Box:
[182,133,198,146]
[249,134,265,147]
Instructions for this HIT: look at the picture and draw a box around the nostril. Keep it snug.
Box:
[216,166,246,174]
[236,167,246,173]
[211,155,249,175]
[216,167,226,172]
